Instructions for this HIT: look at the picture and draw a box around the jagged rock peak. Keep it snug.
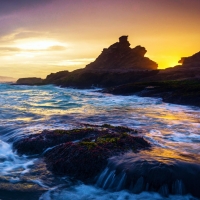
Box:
[85,36,158,71]
[118,35,130,47]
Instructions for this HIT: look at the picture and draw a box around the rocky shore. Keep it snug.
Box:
[13,124,200,198]
[102,79,200,107]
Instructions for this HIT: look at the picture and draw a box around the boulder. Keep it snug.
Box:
[44,131,150,181]
[13,124,150,182]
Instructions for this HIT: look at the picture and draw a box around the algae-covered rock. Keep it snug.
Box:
[13,124,150,182]
[44,131,150,181]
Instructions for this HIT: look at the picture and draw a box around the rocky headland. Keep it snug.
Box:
[15,36,200,107]
[16,36,159,87]
[42,36,159,88]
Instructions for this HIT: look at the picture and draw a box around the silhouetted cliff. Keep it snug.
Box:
[85,36,158,71]
[43,36,159,88]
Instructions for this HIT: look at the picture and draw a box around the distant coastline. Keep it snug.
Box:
[0,76,16,83]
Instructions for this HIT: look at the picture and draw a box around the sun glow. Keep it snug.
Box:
[16,40,63,50]
[156,57,180,69]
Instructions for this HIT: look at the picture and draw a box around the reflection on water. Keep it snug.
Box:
[146,148,200,163]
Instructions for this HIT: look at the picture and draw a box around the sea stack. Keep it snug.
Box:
[85,35,158,71]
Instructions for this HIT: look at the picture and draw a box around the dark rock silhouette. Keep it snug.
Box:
[42,36,159,88]
[141,51,200,82]
[43,69,159,88]
[100,51,200,107]
[16,36,159,88]
[179,51,200,67]
[15,37,200,87]
[16,77,43,85]
[85,35,158,71]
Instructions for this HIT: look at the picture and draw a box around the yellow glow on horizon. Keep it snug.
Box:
[158,60,180,69]
[152,56,181,69]
[0,36,197,78]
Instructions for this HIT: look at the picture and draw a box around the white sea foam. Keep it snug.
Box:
[0,139,36,176]
[39,184,198,200]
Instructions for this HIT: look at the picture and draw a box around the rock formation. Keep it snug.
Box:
[16,77,43,85]
[85,35,158,71]
[13,124,150,182]
[42,36,159,88]
[179,51,200,67]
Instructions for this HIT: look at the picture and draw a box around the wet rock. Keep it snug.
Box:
[44,132,150,181]
[13,125,150,182]
[97,152,200,198]
[102,79,200,107]
[13,128,103,155]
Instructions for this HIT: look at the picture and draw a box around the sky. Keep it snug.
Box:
[0,0,200,78]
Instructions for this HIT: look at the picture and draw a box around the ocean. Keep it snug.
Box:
[0,83,199,200]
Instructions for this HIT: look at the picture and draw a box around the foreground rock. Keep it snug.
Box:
[13,125,150,181]
[96,150,200,198]
[102,79,200,107]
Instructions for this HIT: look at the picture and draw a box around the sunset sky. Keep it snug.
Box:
[0,0,200,78]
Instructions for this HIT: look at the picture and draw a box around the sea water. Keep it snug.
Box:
[0,83,199,200]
